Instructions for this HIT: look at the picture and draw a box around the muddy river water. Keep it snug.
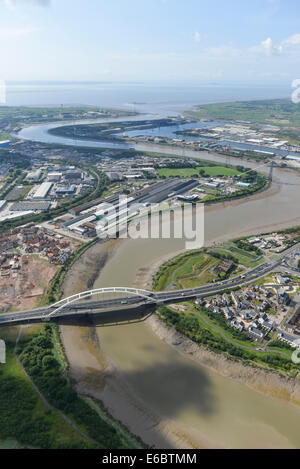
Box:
[68,161,300,449]
[89,180,300,448]
[20,118,300,448]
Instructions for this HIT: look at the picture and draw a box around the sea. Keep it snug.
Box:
[3,81,292,115]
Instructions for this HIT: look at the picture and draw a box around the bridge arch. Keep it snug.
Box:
[47,287,154,318]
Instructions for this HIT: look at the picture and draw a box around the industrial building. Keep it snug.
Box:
[26,169,43,181]
[33,182,53,200]
[69,193,123,216]
[55,185,76,197]
[65,171,83,181]
[47,172,62,182]
[61,179,199,239]
[286,154,300,163]
[0,140,10,148]
[10,201,51,212]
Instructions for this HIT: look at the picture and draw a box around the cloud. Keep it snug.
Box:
[194,32,201,43]
[250,34,300,57]
[281,34,300,47]
[208,44,242,58]
[4,0,50,8]
[0,26,39,39]
[261,37,282,56]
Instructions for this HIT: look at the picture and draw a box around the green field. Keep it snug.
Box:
[221,243,264,268]
[153,242,264,291]
[153,251,221,291]
[157,165,241,179]
[0,106,132,128]
[172,254,220,289]
[187,99,300,128]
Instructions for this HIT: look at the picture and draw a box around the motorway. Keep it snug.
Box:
[1,242,299,327]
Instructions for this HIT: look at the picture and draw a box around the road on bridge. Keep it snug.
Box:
[0,242,299,327]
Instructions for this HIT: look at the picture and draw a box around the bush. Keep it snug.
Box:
[19,326,128,448]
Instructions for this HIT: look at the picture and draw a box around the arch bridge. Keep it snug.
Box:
[47,287,155,318]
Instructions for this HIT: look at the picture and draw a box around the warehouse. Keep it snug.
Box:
[47,172,62,182]
[26,169,42,181]
[65,171,83,181]
[0,140,10,148]
[69,193,120,216]
[33,182,53,200]
[55,185,76,197]
[286,154,300,163]
[10,201,51,212]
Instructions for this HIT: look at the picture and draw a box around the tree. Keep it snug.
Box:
[42,355,60,370]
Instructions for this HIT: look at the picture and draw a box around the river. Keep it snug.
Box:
[18,114,300,448]
[86,173,300,448]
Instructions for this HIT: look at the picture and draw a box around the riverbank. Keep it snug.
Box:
[146,314,300,407]
[57,153,300,448]
[60,238,217,448]
[61,237,124,297]
[59,220,300,448]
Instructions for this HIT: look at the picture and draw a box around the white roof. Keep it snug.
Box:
[0,211,34,222]
[33,182,53,199]
[286,154,300,161]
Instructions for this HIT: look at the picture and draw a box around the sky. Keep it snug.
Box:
[0,0,300,83]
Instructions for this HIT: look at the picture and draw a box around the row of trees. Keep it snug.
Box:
[234,239,262,257]
[19,325,129,449]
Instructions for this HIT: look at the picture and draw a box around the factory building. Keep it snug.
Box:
[55,185,76,197]
[26,169,43,181]
[32,182,53,200]
[236,182,252,188]
[286,154,300,163]
[47,172,62,182]
[0,140,10,148]
[65,171,83,181]
[10,201,51,212]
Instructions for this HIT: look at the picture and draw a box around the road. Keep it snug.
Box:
[1,242,299,327]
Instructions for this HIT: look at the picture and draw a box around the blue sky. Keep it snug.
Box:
[0,0,300,83]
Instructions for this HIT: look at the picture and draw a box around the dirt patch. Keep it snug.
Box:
[0,256,58,312]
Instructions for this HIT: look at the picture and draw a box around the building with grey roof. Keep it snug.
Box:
[11,201,51,212]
